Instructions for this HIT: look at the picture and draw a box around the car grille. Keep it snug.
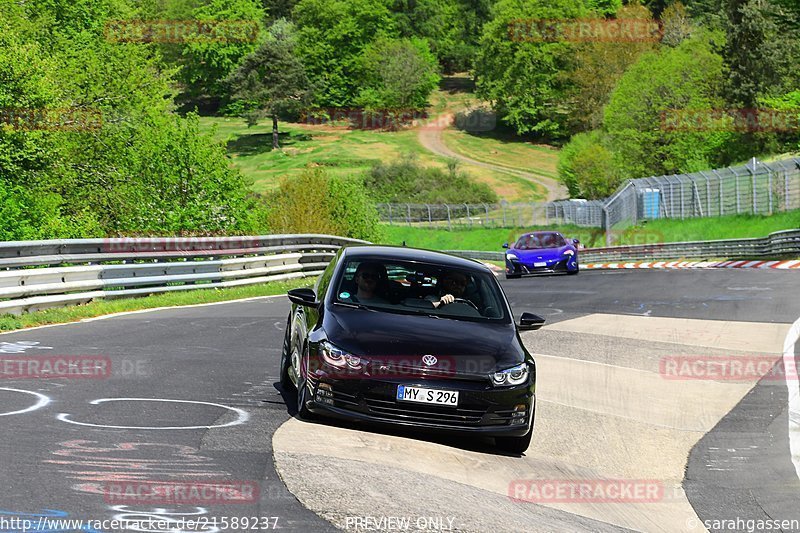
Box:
[363,395,492,426]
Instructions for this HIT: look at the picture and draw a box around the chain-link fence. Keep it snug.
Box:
[378,157,800,239]
[376,200,605,229]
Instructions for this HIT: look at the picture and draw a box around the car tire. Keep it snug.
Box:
[279,317,293,390]
[567,262,579,275]
[495,427,533,455]
[295,350,314,420]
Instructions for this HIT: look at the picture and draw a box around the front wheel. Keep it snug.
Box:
[567,261,580,275]
[495,427,533,455]
[279,317,293,389]
[295,351,314,420]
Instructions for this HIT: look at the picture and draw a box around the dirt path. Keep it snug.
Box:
[418,113,568,202]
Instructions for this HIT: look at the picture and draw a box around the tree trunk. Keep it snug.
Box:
[272,114,279,150]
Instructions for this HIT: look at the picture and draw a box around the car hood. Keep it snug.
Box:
[510,245,570,259]
[324,306,525,373]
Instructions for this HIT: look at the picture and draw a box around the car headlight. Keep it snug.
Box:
[491,363,529,386]
[320,341,362,370]
[506,253,518,260]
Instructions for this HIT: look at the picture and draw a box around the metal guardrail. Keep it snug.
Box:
[0,234,366,315]
[446,229,800,264]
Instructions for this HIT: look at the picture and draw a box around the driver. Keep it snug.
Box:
[429,270,471,309]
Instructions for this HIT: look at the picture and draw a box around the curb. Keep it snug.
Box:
[584,260,800,270]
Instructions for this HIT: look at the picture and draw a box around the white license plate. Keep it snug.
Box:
[534,262,547,267]
[397,385,458,406]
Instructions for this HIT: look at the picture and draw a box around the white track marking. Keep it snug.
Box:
[57,398,249,430]
[0,387,51,416]
[0,294,286,336]
[783,317,800,483]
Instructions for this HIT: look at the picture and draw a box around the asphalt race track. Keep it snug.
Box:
[0,269,798,532]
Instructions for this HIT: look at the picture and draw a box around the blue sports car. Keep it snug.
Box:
[503,231,580,278]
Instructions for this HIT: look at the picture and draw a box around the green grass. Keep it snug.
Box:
[378,210,800,251]
[200,116,547,201]
[442,129,560,181]
[0,278,312,332]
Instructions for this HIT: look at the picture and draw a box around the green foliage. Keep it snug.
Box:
[390,0,493,72]
[365,155,498,203]
[566,4,656,132]
[294,0,397,107]
[557,131,623,199]
[226,19,311,126]
[267,167,383,241]
[356,38,440,110]
[0,0,265,239]
[603,34,735,178]
[474,0,590,138]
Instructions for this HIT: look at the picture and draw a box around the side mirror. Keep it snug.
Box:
[518,312,545,331]
[502,243,509,249]
[288,288,318,307]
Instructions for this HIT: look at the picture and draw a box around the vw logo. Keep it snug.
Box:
[422,355,437,366]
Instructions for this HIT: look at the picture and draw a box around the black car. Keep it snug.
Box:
[279,245,544,454]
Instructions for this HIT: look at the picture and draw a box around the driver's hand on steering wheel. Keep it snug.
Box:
[433,294,455,308]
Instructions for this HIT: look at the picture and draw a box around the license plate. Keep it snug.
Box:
[534,262,547,267]
[396,385,458,406]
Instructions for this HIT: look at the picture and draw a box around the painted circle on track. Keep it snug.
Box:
[0,388,51,417]
[56,398,249,430]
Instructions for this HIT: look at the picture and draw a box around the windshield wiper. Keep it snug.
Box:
[334,301,374,311]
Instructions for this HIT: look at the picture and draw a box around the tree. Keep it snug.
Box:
[566,4,656,132]
[226,19,310,149]
[603,34,734,178]
[356,38,440,111]
[722,0,785,107]
[474,0,591,138]
[294,0,398,107]
[557,131,622,199]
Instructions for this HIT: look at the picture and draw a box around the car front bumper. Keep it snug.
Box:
[506,257,573,275]
[303,374,535,437]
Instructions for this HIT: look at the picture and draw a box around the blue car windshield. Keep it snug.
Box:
[515,233,566,249]
[333,259,509,323]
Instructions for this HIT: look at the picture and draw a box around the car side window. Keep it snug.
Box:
[315,249,341,299]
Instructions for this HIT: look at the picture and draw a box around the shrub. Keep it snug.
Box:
[267,167,382,241]
[365,155,498,203]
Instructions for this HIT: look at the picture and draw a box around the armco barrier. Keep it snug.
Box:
[0,235,366,315]
[446,229,800,263]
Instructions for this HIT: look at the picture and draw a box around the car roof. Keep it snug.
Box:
[519,231,563,237]
[341,245,490,273]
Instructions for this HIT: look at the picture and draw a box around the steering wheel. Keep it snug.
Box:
[452,298,479,311]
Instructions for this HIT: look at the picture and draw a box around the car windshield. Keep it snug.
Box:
[333,259,509,322]
[515,233,566,249]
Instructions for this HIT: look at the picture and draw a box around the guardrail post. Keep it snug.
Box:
[465,203,471,228]
[406,204,411,226]
[426,204,432,227]
[484,203,490,227]
[768,167,773,214]
[446,204,452,231]
[502,203,507,227]
[388,204,393,225]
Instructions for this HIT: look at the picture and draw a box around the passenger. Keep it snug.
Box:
[352,262,389,304]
